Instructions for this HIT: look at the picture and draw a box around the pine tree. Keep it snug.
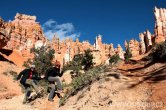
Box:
[23,46,55,76]
[82,49,94,70]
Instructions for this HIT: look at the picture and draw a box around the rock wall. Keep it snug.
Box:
[154,7,166,43]
[51,34,122,66]
[93,35,107,65]
[0,17,11,49]
[0,15,121,66]
[139,33,146,54]
[4,13,46,58]
[125,39,140,57]
[116,44,124,59]
[2,7,166,66]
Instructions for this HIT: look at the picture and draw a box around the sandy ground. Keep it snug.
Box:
[58,73,151,110]
[0,61,22,100]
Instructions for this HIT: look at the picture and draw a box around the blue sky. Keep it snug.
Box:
[0,0,166,48]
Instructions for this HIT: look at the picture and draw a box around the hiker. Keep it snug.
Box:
[16,64,42,104]
[45,60,63,102]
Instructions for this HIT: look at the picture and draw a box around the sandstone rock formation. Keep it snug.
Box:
[144,30,153,51]
[154,7,166,43]
[93,35,107,65]
[94,35,103,51]
[4,13,46,58]
[0,17,11,48]
[2,7,166,66]
[115,44,124,59]
[139,33,146,54]
[49,34,119,66]
[109,43,115,56]
[51,34,94,66]
[125,7,166,57]
[0,15,120,66]
[125,39,140,57]
[92,35,124,65]
[50,34,120,66]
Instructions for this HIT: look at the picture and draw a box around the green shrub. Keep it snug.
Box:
[59,65,106,106]
[62,49,94,79]
[62,54,83,72]
[82,49,94,70]
[149,41,166,61]
[109,54,120,65]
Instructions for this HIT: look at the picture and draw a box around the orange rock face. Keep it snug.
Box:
[0,14,123,66]
[0,17,10,49]
[51,34,122,66]
[125,7,166,57]
[4,13,46,58]
[116,44,124,59]
[93,35,107,65]
[154,7,166,43]
[125,39,140,57]
[1,7,166,66]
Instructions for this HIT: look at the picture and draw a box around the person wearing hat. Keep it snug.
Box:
[45,60,63,102]
[16,64,41,104]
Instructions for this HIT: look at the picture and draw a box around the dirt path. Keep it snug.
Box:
[0,95,35,110]
[147,68,166,110]
[120,63,166,110]
[0,93,61,110]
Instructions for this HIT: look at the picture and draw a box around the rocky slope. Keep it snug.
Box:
[57,62,166,110]
[0,60,166,110]
[0,61,22,100]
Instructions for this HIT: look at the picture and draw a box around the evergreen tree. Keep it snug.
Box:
[82,49,94,70]
[151,41,166,61]
[109,54,120,65]
[23,46,55,76]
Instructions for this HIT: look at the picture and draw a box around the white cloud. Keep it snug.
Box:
[43,19,56,28]
[42,19,80,41]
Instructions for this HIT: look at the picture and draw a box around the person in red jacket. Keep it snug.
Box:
[17,64,42,104]
[45,60,63,102]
